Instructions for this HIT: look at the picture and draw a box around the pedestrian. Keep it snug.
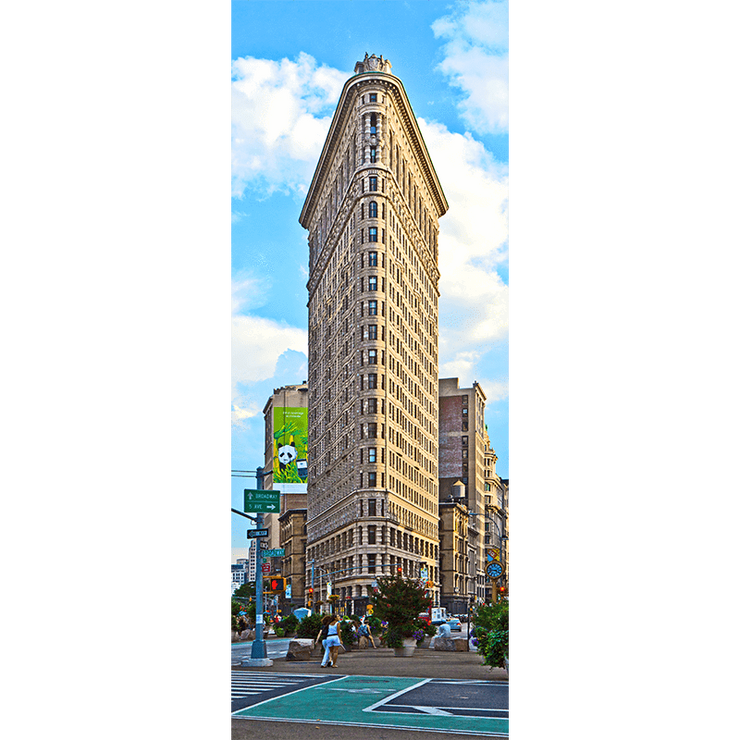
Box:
[325,615,343,667]
[358,618,376,649]
[314,615,333,667]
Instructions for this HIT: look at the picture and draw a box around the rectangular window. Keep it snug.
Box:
[368,276,378,291]
[368,349,377,364]
[368,472,377,488]
[368,447,377,463]
[368,300,378,315]
[368,499,376,517]
[369,227,378,242]
[368,251,378,266]
[369,176,378,191]
[368,374,378,389]
[368,324,378,339]
[368,422,378,437]
[370,147,377,163]
[369,93,377,102]
[367,553,376,573]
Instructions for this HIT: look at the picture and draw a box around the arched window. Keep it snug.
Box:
[369,201,378,218]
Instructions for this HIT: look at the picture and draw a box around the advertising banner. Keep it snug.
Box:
[272,406,308,492]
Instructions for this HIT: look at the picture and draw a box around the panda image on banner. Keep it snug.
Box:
[277,438,297,472]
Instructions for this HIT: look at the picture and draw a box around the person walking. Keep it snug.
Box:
[314,615,332,667]
[325,615,343,668]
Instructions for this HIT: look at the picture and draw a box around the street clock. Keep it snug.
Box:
[486,561,504,579]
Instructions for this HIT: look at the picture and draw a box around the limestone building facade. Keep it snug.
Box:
[299,54,448,614]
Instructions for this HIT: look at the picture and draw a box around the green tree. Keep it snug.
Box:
[368,575,431,647]
[233,582,255,600]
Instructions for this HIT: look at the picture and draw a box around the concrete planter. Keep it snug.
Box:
[393,638,417,657]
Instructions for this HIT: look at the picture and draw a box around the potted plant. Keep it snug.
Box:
[368,575,431,657]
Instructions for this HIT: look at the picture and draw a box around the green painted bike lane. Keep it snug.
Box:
[232,674,508,736]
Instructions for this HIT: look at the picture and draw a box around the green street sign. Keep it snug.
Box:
[263,549,285,557]
[244,489,281,513]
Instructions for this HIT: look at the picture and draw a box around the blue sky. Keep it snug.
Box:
[231,0,510,557]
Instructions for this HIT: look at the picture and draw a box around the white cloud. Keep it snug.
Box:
[232,314,307,386]
[432,0,509,134]
[231,52,346,198]
[232,274,308,428]
[419,119,509,358]
[477,378,509,403]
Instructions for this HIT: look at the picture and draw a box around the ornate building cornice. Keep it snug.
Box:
[299,61,448,229]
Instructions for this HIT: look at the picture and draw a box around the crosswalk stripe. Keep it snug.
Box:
[231,671,321,701]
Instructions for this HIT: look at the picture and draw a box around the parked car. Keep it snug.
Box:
[447,617,462,632]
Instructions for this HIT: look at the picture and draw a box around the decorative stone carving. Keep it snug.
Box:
[354,53,392,75]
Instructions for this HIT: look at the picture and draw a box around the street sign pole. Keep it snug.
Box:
[249,467,270,663]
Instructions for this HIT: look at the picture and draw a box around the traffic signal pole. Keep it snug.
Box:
[244,466,273,666]
[229,468,272,666]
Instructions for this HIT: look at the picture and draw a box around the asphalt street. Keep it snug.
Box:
[231,637,508,738]
[231,637,291,664]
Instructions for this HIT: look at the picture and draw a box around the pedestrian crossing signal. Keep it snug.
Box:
[263,577,285,593]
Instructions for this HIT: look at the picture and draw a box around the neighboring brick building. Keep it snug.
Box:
[300,54,448,613]
[438,378,489,606]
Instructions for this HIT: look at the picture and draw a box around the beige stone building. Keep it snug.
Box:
[299,54,448,613]
[501,478,511,598]
[438,484,477,614]
[278,506,308,608]
[483,432,508,602]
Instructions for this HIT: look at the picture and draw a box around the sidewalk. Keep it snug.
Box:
[234,642,508,681]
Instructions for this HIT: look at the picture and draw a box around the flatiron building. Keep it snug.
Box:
[299,54,448,612]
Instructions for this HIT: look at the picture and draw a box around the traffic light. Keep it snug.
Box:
[263,577,285,593]
[397,566,402,574]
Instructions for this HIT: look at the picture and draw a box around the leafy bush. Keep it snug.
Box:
[340,620,357,646]
[274,627,285,637]
[295,612,324,639]
[280,614,299,635]
[366,615,382,633]
[472,601,509,669]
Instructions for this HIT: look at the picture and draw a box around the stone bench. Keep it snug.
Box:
[285,638,318,661]
[430,635,469,651]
